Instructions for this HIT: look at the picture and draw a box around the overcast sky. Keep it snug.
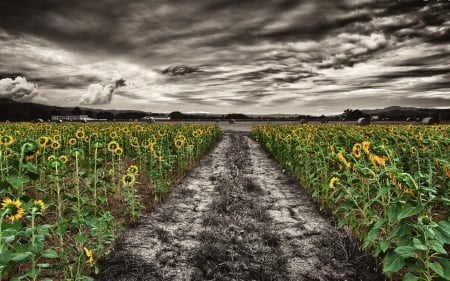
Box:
[0,0,449,115]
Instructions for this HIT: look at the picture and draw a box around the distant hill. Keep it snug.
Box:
[0,98,151,121]
[0,98,449,122]
[360,106,450,121]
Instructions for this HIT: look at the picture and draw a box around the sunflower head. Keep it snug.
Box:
[83,246,94,264]
[107,141,119,152]
[329,177,339,190]
[352,143,362,159]
[122,173,136,186]
[114,147,123,156]
[48,157,64,170]
[33,199,46,213]
[70,148,84,158]
[1,198,25,222]
[127,165,139,175]
[0,135,15,146]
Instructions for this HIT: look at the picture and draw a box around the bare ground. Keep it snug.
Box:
[94,131,386,281]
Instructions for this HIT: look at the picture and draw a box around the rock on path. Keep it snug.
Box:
[94,132,385,281]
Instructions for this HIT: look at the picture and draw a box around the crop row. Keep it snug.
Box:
[0,122,222,280]
[251,124,450,281]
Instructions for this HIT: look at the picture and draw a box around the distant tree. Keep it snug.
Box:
[169,111,185,120]
[72,107,82,115]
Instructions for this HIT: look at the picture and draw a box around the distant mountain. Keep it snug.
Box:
[361,106,450,121]
[0,98,449,121]
[0,98,151,121]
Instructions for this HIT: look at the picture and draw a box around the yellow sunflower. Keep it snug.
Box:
[127,165,139,175]
[33,199,46,213]
[83,246,94,264]
[107,141,120,152]
[75,130,85,140]
[174,138,185,149]
[114,147,123,156]
[59,155,69,163]
[0,135,15,146]
[1,198,25,222]
[121,173,136,186]
[329,177,339,190]
[68,138,77,145]
[51,140,62,150]
[352,143,362,159]
[362,141,371,154]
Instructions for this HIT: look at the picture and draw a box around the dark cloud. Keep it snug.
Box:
[0,0,449,114]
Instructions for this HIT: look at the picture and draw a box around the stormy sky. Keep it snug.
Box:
[0,0,449,115]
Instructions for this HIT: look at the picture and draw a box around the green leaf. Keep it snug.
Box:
[75,234,86,243]
[380,238,391,253]
[11,252,32,262]
[429,262,444,278]
[5,175,30,189]
[29,242,44,254]
[413,237,427,251]
[403,272,418,281]
[397,205,423,221]
[388,223,412,240]
[41,249,58,259]
[436,220,450,242]
[394,246,415,258]
[0,250,12,265]
[429,240,447,255]
[383,251,405,273]
[37,263,50,268]
[440,259,450,279]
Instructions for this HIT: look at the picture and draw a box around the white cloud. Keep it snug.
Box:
[0,76,38,101]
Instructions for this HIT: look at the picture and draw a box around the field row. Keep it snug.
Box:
[0,122,222,280]
[251,124,450,281]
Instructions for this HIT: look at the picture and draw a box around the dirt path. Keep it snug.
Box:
[94,132,386,281]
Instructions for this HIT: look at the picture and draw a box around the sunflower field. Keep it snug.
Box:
[0,121,222,280]
[252,124,450,281]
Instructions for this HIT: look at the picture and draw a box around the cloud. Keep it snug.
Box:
[0,76,38,101]
[80,73,126,105]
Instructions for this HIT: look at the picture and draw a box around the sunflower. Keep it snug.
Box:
[38,136,51,147]
[127,165,139,175]
[157,129,166,137]
[362,141,371,154]
[68,138,77,145]
[1,198,25,222]
[51,140,62,150]
[4,148,13,158]
[114,147,123,156]
[109,131,119,139]
[70,148,84,158]
[33,199,46,213]
[92,139,105,149]
[53,135,62,142]
[0,135,15,146]
[122,173,136,186]
[75,130,85,139]
[48,157,64,170]
[83,246,94,264]
[21,139,40,161]
[107,141,120,152]
[329,177,339,190]
[59,155,69,163]
[151,149,164,160]
[352,143,362,158]
[174,138,185,149]
[337,152,351,169]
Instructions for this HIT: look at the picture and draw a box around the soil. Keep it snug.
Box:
[94,125,387,281]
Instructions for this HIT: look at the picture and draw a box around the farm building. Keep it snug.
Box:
[51,115,89,121]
